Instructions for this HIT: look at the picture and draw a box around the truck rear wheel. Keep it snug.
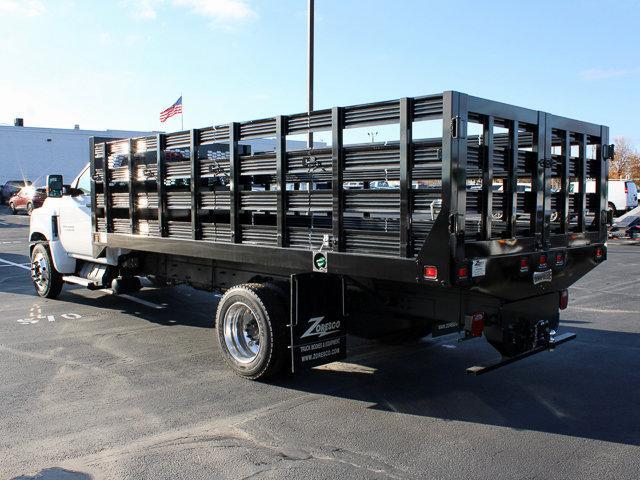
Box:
[215,283,287,380]
[31,243,63,299]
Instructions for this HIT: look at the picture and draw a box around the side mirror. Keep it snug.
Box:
[46,174,63,198]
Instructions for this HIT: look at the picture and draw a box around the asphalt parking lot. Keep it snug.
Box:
[0,206,638,480]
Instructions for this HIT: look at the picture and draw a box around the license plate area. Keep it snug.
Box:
[533,269,552,285]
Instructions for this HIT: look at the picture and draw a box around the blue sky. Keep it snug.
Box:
[1,0,639,144]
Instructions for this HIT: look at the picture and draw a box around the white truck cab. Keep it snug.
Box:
[29,165,126,298]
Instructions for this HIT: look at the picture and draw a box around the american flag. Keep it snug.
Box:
[159,96,183,122]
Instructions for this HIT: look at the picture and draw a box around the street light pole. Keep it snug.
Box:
[307,0,314,149]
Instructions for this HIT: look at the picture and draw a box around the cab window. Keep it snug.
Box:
[75,168,91,195]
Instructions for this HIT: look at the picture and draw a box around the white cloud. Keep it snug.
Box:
[123,0,159,19]
[172,0,256,21]
[123,0,256,23]
[579,67,640,80]
[0,0,46,16]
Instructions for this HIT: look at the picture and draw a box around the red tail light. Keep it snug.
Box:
[559,289,569,310]
[594,246,604,261]
[555,252,565,266]
[472,313,484,336]
[538,254,548,269]
[520,257,529,272]
[457,265,469,279]
[423,265,438,281]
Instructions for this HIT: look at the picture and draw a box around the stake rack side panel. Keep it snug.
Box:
[92,93,446,270]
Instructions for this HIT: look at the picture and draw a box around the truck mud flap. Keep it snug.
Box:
[289,273,347,373]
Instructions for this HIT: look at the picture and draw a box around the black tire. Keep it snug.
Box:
[30,243,64,299]
[216,283,288,380]
[26,202,34,215]
[9,202,17,215]
[608,202,617,217]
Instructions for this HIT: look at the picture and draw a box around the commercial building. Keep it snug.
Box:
[0,120,155,186]
[0,119,324,187]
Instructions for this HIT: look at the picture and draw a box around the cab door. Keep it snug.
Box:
[58,166,93,257]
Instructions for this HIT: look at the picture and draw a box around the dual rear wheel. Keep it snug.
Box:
[215,283,288,380]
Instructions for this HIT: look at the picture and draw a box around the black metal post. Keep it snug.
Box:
[482,116,494,240]
[507,120,519,238]
[276,116,287,247]
[156,134,167,237]
[533,112,546,248]
[229,122,241,244]
[543,114,552,248]
[399,97,412,257]
[561,130,571,234]
[190,129,201,240]
[331,107,344,251]
[578,134,587,233]
[102,142,112,234]
[598,125,609,242]
[89,137,97,236]
[128,138,135,234]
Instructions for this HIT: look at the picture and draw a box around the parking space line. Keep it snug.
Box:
[0,258,30,271]
[99,289,165,309]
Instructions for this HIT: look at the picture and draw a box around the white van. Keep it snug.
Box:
[569,179,638,214]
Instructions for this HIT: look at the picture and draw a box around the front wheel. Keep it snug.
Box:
[31,243,64,298]
[9,202,17,214]
[26,202,34,215]
[216,283,287,380]
[608,202,617,217]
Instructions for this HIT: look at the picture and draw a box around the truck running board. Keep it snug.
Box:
[466,332,576,376]
[62,275,101,289]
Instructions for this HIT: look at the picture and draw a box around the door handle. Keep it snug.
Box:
[85,204,92,208]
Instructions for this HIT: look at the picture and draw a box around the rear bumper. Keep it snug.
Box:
[462,244,605,301]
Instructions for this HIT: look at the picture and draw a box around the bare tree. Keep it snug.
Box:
[611,137,640,180]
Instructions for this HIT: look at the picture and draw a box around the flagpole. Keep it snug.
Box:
[181,93,184,131]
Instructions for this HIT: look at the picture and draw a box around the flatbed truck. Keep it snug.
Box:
[28,91,612,379]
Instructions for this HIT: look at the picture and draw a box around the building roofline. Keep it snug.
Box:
[0,124,159,136]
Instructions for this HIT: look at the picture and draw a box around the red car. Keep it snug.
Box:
[8,186,46,215]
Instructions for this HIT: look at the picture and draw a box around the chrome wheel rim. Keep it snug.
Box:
[31,252,49,291]
[223,302,261,364]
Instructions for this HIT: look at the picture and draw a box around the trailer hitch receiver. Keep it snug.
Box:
[466,331,576,375]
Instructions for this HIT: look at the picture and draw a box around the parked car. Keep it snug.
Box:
[8,186,46,215]
[0,180,32,205]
